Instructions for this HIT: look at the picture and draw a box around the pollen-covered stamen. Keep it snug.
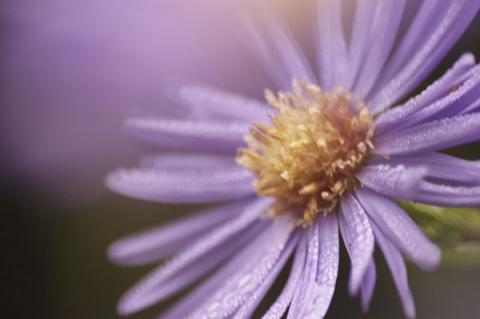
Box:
[236,80,375,226]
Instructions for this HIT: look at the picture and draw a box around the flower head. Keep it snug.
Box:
[237,81,375,225]
[107,1,480,318]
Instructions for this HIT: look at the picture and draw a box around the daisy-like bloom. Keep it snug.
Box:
[107,1,480,318]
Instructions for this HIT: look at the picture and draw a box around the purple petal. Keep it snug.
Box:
[461,97,480,114]
[375,53,477,131]
[108,200,252,265]
[159,219,276,319]
[130,224,265,316]
[338,193,375,296]
[263,235,308,319]
[405,68,480,124]
[350,0,407,97]
[315,0,348,89]
[106,164,254,203]
[416,182,480,207]
[287,224,320,319]
[356,164,427,201]
[310,214,339,317]
[288,213,339,319]
[374,113,480,156]
[356,187,440,271]
[167,84,270,123]
[372,223,416,319]
[127,221,266,317]
[241,8,315,90]
[343,0,379,89]
[232,231,300,319]
[360,257,376,312]
[125,117,249,152]
[187,218,295,319]
[138,153,237,170]
[366,157,480,206]
[370,0,480,112]
[386,65,480,130]
[117,198,271,315]
[370,152,480,186]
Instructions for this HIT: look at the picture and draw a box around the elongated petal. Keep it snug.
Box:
[316,0,348,89]
[129,223,265,315]
[311,214,339,317]
[117,198,271,315]
[416,182,480,207]
[187,218,295,319]
[108,200,251,265]
[288,213,339,319]
[370,152,480,186]
[241,9,315,90]
[461,96,480,114]
[370,0,480,112]
[339,193,374,296]
[360,257,376,312]
[167,84,270,122]
[356,187,440,271]
[106,165,254,203]
[356,164,427,201]
[366,158,480,206]
[372,223,416,319]
[343,0,378,89]
[374,113,480,156]
[350,0,407,97]
[232,231,300,319]
[375,53,477,132]
[125,117,249,152]
[159,220,274,319]
[139,153,237,170]
[263,235,308,319]
[385,65,480,130]
[287,224,320,319]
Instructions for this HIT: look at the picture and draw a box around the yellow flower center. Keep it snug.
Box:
[236,80,375,226]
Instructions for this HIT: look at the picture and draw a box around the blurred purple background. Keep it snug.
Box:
[1,0,272,204]
[1,1,480,318]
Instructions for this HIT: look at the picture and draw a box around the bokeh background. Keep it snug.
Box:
[2,0,480,318]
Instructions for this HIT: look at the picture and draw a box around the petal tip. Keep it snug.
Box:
[104,169,125,193]
[418,245,442,271]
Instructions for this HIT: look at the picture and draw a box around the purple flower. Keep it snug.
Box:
[107,1,480,318]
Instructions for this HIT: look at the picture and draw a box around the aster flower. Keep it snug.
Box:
[107,1,480,318]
